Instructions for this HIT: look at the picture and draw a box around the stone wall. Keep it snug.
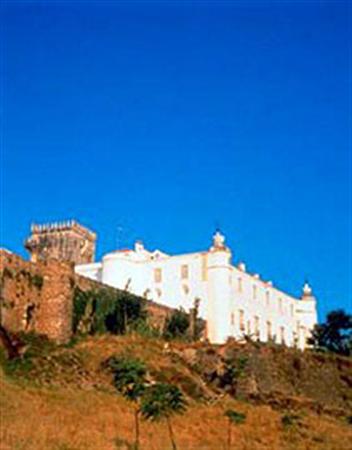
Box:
[0,249,180,343]
[0,249,73,344]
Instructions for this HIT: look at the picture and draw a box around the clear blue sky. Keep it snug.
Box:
[1,1,351,320]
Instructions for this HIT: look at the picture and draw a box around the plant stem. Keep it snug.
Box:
[166,416,177,450]
[227,417,232,450]
[134,408,140,450]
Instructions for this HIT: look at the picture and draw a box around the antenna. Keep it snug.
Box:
[116,225,123,250]
[214,219,221,233]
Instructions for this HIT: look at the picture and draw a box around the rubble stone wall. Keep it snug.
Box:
[0,250,178,343]
[0,249,73,343]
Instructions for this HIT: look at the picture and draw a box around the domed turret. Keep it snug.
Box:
[210,229,229,252]
[302,281,314,299]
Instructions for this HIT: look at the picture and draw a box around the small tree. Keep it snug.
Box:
[308,309,352,356]
[140,383,187,450]
[163,308,190,340]
[107,356,147,450]
[224,409,246,450]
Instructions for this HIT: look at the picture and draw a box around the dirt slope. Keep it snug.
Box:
[0,334,351,450]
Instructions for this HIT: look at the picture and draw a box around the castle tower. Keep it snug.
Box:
[207,230,232,343]
[25,220,96,265]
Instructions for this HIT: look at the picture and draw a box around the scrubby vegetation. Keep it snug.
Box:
[1,330,352,449]
[308,309,352,356]
[163,308,190,340]
[0,308,352,449]
[140,382,187,450]
[73,287,147,335]
[225,409,246,450]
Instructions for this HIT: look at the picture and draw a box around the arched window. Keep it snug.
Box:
[239,310,245,331]
[253,285,257,300]
[267,321,272,340]
[181,264,189,280]
[154,268,162,283]
[254,316,260,338]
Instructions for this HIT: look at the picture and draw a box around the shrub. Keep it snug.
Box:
[224,409,246,450]
[140,383,187,450]
[31,274,43,289]
[0,331,57,379]
[163,308,190,340]
[107,356,147,450]
[72,287,147,336]
[281,412,302,428]
[308,309,352,356]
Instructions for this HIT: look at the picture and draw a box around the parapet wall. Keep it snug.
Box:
[0,249,177,343]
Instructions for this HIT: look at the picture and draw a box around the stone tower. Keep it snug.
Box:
[25,220,96,264]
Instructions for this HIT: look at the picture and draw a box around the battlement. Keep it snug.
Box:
[30,220,96,240]
[25,219,96,265]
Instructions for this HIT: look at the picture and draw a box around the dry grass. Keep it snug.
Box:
[1,368,351,450]
[1,334,351,450]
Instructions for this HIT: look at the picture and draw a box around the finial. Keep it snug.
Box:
[302,281,312,297]
[238,262,246,272]
[213,229,226,249]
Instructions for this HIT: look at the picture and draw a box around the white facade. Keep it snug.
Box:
[75,231,317,348]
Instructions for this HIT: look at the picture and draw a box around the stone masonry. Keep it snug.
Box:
[25,220,96,265]
[0,249,177,344]
[0,249,73,344]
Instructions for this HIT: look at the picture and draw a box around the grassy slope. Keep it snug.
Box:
[1,334,352,450]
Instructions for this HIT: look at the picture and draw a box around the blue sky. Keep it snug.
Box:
[1,1,351,320]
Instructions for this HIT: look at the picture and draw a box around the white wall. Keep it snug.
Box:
[74,238,317,349]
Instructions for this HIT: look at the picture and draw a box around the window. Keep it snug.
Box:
[296,320,301,333]
[239,310,245,331]
[247,320,251,335]
[253,285,257,299]
[254,316,260,338]
[279,298,283,313]
[181,264,189,280]
[231,312,235,326]
[266,290,270,306]
[201,254,207,281]
[156,288,162,298]
[238,277,242,292]
[182,284,189,295]
[267,321,272,340]
[154,268,162,283]
[290,304,294,317]
[280,326,285,344]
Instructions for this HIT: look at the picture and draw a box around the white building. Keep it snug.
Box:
[75,231,317,349]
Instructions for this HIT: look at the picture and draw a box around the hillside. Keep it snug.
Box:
[1,333,352,450]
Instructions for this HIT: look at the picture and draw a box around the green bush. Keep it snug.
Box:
[72,287,147,336]
[163,308,190,340]
[308,309,352,356]
[0,331,57,379]
[31,274,43,289]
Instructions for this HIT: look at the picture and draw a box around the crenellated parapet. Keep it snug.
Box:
[25,220,96,265]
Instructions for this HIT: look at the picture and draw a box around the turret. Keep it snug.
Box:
[296,281,318,349]
[207,230,232,343]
